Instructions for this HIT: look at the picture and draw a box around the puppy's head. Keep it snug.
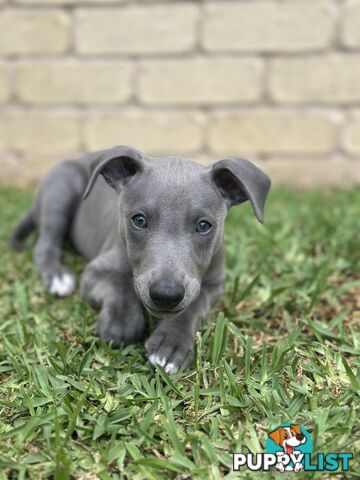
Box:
[269,425,306,454]
[84,146,271,318]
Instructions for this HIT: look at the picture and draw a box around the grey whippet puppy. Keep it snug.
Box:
[11,146,271,374]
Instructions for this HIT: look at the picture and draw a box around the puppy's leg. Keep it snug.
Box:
[81,252,146,346]
[34,162,85,296]
[145,282,223,374]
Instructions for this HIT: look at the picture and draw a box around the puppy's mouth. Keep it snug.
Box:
[285,444,294,455]
[144,304,185,318]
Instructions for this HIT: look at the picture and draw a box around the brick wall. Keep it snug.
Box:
[1,0,360,188]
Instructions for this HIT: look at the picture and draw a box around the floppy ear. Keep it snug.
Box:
[211,158,271,223]
[83,145,146,199]
[291,424,301,435]
[268,428,282,445]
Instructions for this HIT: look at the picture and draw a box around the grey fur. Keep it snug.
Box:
[11,146,271,374]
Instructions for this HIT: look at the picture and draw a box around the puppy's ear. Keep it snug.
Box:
[211,158,271,223]
[268,428,282,445]
[83,146,146,199]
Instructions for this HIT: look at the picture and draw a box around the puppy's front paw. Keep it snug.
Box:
[145,327,194,375]
[96,303,145,347]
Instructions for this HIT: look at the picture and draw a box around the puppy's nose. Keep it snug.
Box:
[149,279,185,310]
[296,434,304,441]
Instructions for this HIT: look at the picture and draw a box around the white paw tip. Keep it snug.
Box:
[164,362,178,375]
[49,273,75,297]
[148,354,166,368]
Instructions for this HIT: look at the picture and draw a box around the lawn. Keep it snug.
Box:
[0,186,359,479]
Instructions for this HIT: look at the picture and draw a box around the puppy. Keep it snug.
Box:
[11,146,271,373]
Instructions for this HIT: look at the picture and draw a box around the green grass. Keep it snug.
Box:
[0,186,359,479]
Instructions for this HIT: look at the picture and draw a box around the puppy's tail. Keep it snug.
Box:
[10,209,36,251]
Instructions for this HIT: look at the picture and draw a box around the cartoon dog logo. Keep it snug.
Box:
[268,424,307,472]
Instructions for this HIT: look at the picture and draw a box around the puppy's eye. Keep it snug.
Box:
[132,214,147,228]
[196,220,212,234]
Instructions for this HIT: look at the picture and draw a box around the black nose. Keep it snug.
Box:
[296,434,304,441]
[149,279,185,310]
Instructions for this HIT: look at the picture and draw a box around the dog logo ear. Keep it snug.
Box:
[268,428,282,445]
[291,424,301,435]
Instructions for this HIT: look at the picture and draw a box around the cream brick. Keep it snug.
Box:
[84,111,205,154]
[203,1,335,52]
[6,112,81,155]
[209,111,337,156]
[341,1,360,48]
[139,59,263,105]
[18,0,127,3]
[0,118,8,152]
[0,68,11,103]
[0,155,24,188]
[259,158,360,189]
[269,57,360,104]
[17,62,132,104]
[0,11,69,55]
[75,5,198,54]
[342,113,360,154]
[0,153,84,188]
